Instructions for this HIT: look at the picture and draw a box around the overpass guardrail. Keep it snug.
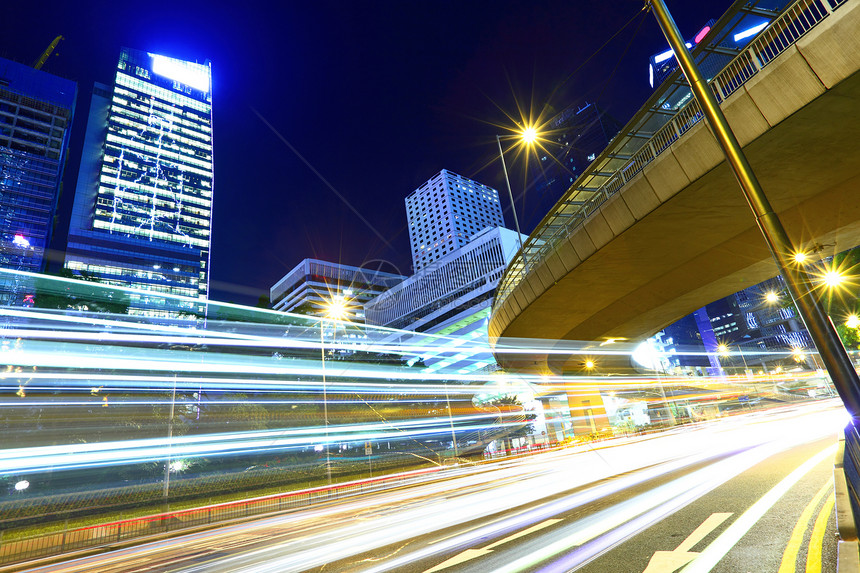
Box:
[0,467,442,568]
[494,0,851,312]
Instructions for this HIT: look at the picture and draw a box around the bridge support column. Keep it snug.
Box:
[647,0,860,417]
[567,392,610,437]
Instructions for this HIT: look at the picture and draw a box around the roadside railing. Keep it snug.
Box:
[842,420,860,531]
[494,0,850,312]
[0,466,441,568]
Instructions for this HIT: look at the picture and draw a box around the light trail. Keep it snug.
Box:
[0,268,842,565]
[22,404,844,573]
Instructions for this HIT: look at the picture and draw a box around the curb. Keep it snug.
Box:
[834,432,860,572]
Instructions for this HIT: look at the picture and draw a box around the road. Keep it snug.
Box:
[22,401,845,573]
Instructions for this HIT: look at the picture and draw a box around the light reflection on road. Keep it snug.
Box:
[27,401,845,573]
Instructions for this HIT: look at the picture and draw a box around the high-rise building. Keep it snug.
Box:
[270,258,406,322]
[406,169,504,272]
[0,57,76,302]
[65,48,213,316]
[646,17,774,89]
[524,102,620,232]
[652,275,814,375]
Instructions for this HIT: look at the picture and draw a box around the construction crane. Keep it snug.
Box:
[32,35,63,70]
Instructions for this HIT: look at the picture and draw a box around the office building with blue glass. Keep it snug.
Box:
[65,48,213,316]
[0,57,76,302]
[525,102,620,232]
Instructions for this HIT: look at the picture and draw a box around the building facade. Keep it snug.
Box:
[366,227,523,334]
[0,57,76,302]
[652,275,814,375]
[525,102,620,232]
[365,227,526,377]
[270,258,406,322]
[406,169,504,272]
[64,48,213,316]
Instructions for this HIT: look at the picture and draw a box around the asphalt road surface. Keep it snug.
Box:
[22,401,845,573]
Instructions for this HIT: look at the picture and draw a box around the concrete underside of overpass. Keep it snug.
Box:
[491,3,860,374]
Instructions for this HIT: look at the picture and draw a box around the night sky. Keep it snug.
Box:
[4,0,723,305]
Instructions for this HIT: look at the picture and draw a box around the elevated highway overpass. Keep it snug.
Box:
[489,0,860,374]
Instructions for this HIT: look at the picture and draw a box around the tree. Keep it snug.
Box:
[489,395,537,449]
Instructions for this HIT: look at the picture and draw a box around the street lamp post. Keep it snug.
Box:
[718,343,749,376]
[320,297,348,486]
[496,127,538,260]
[320,319,332,486]
[163,374,177,503]
[647,0,860,417]
[654,361,677,426]
[496,135,525,256]
[444,382,459,459]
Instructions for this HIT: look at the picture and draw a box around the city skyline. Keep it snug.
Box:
[3,1,727,304]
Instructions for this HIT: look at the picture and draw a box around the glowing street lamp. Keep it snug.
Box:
[847,315,860,329]
[765,291,779,304]
[584,359,596,370]
[822,269,845,289]
[521,126,538,144]
[14,480,29,492]
[320,296,350,486]
[717,342,749,376]
[324,296,348,321]
[496,125,541,257]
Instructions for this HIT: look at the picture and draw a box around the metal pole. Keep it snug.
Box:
[738,345,749,374]
[163,374,177,500]
[321,320,332,486]
[444,382,459,458]
[656,362,676,426]
[497,135,526,257]
[647,0,860,417]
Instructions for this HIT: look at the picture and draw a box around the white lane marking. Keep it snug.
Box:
[675,513,733,552]
[680,444,836,573]
[642,513,732,573]
[424,549,491,573]
[424,519,563,572]
[485,519,564,549]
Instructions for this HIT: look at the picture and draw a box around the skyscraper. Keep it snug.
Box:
[0,57,76,302]
[406,169,504,272]
[525,102,620,232]
[65,48,213,316]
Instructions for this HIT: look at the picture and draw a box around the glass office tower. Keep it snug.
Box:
[65,48,213,316]
[0,57,76,304]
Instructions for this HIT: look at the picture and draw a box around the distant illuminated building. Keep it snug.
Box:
[65,48,213,316]
[0,56,76,302]
[366,226,526,374]
[406,169,504,272]
[647,17,772,88]
[525,102,620,231]
[270,259,406,322]
[367,227,523,333]
[652,275,813,375]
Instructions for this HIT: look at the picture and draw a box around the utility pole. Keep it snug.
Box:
[646,0,860,417]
